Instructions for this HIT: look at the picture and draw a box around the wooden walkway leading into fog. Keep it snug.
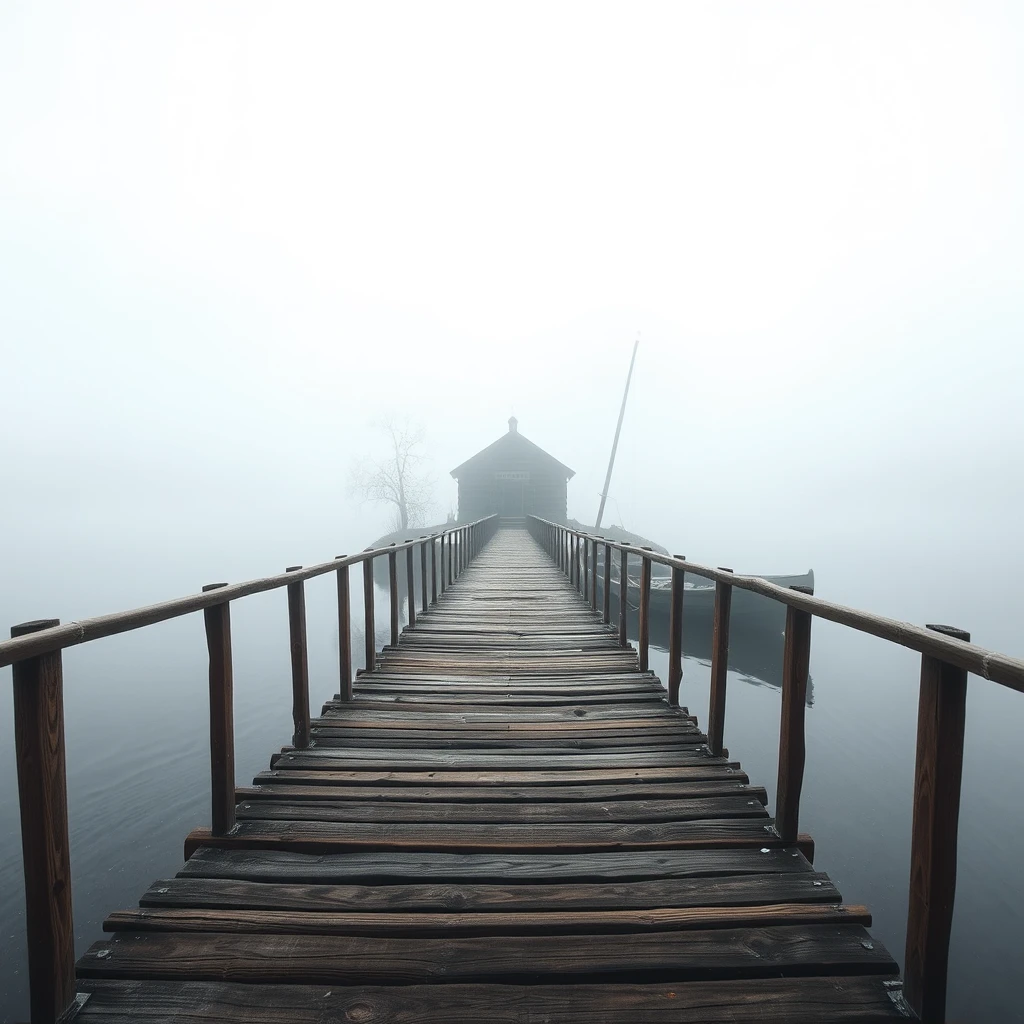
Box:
[72,526,910,1021]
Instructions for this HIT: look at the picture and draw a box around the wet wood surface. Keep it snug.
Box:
[76,525,907,1019]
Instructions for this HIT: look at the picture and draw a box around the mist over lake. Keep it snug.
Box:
[3,3,1024,1020]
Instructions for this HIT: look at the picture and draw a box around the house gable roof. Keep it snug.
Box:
[450,420,575,480]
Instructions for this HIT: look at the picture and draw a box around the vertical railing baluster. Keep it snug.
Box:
[706,567,733,756]
[447,530,453,587]
[420,538,428,612]
[667,556,685,705]
[336,557,352,701]
[388,547,399,646]
[618,547,629,646]
[603,542,612,624]
[775,585,813,842]
[285,567,310,748]
[638,549,652,671]
[11,618,75,1024]
[905,625,970,1024]
[582,538,589,602]
[202,583,235,836]
[362,554,375,672]
[405,543,416,629]
[431,535,438,603]
[590,539,598,612]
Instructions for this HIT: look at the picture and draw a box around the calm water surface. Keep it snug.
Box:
[1,559,1022,1021]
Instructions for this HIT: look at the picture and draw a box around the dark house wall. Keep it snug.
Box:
[452,419,573,523]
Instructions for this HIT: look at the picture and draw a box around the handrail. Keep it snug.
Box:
[4,513,499,1024]
[0,517,498,670]
[528,515,1024,693]
[527,513,1019,1024]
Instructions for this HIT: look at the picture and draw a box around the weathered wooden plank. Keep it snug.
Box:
[238,780,770,804]
[253,765,753,787]
[141,871,841,913]
[183,817,790,857]
[232,794,769,825]
[79,924,897,984]
[76,976,913,1023]
[179,846,816,884]
[273,747,730,769]
[105,903,871,937]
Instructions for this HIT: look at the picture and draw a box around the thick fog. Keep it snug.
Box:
[2,6,1024,1020]
[2,2,1022,653]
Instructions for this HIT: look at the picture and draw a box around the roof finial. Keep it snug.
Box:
[508,416,518,433]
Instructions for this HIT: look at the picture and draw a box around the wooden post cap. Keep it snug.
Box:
[286,566,302,572]
[202,583,228,593]
[790,584,814,595]
[335,554,347,559]
[11,618,60,638]
[926,624,970,643]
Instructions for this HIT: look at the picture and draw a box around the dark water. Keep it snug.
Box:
[2,571,1023,1020]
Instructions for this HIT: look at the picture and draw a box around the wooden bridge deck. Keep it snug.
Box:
[73,526,911,1021]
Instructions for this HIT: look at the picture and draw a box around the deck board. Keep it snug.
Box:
[75,525,910,1020]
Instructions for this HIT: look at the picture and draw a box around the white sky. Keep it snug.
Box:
[2,1,1023,640]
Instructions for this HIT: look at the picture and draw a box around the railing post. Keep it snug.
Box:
[638,548,652,671]
[336,557,352,701]
[388,547,400,646]
[439,534,446,594]
[285,567,310,748]
[618,547,629,646]
[11,618,75,1024]
[603,542,612,624]
[707,567,734,756]
[775,585,813,843]
[431,535,438,603]
[590,539,598,612]
[362,554,376,672]
[667,556,685,705]
[202,583,235,837]
[447,530,453,587]
[573,536,581,591]
[419,537,428,612]
[905,625,970,1024]
[405,543,416,629]
[582,537,589,602]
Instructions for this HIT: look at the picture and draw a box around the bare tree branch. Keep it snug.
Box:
[348,416,435,531]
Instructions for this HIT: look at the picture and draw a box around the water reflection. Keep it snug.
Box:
[622,591,814,705]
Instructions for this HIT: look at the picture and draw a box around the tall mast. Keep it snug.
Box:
[595,339,639,529]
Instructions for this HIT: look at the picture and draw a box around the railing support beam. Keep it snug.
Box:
[285,567,310,748]
[667,557,685,705]
[11,618,75,1024]
[336,558,352,701]
[406,544,416,629]
[618,548,629,647]
[362,554,376,672]
[638,549,652,672]
[388,548,400,646]
[707,568,734,756]
[202,584,236,837]
[905,625,970,1024]
[775,585,813,843]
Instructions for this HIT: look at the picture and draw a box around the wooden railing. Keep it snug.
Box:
[0,514,498,1024]
[528,514,1024,1024]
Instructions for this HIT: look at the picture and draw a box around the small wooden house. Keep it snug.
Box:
[451,418,575,522]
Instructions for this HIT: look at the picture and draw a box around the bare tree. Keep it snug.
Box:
[348,416,434,531]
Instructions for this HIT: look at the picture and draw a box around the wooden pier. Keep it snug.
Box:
[5,517,1024,1021]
